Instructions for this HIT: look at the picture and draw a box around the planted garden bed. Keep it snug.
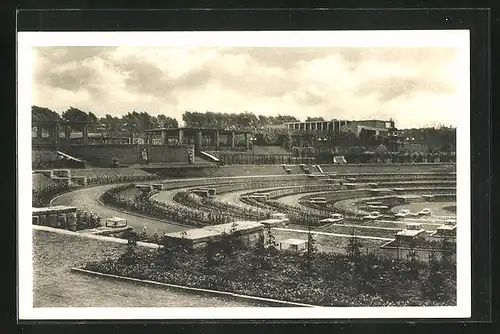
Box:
[82,238,456,307]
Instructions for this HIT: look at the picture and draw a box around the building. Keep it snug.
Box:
[163,221,264,250]
[144,127,253,151]
[282,119,395,137]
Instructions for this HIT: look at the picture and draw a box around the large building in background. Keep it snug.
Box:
[282,119,396,137]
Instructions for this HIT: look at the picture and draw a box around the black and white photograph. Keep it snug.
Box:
[18,30,471,320]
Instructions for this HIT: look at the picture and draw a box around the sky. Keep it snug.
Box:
[32,46,461,129]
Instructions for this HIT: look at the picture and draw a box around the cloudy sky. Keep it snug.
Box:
[32,46,460,128]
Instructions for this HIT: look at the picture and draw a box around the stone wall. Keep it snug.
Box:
[32,149,58,168]
[64,144,190,167]
[32,145,191,168]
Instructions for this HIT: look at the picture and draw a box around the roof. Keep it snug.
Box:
[165,221,264,242]
[396,229,426,237]
[166,228,220,241]
[33,206,77,214]
[106,217,126,222]
[204,221,263,234]
[437,225,456,231]
[259,219,286,226]
[144,127,252,134]
[281,238,308,245]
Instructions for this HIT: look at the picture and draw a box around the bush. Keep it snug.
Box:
[32,182,71,207]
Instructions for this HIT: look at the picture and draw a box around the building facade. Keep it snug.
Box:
[282,119,395,137]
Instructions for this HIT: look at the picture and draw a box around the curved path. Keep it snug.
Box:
[51,184,188,234]
[276,190,333,210]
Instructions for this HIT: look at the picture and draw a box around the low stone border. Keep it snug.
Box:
[33,225,160,249]
[71,267,320,308]
[272,227,395,241]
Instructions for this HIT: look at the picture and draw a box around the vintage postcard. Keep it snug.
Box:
[18,30,470,320]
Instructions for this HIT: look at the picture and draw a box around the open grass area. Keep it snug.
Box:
[32,229,261,307]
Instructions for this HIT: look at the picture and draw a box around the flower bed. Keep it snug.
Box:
[173,191,268,221]
[86,172,160,185]
[83,240,456,307]
[32,182,72,207]
[100,185,228,227]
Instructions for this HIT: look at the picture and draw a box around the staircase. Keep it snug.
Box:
[314,165,324,174]
[33,168,87,187]
[197,151,222,165]
[56,151,87,168]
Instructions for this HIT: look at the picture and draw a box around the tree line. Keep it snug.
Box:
[32,106,178,134]
[182,111,299,129]
[32,106,456,151]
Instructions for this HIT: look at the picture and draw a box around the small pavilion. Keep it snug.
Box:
[32,120,94,146]
[144,127,253,151]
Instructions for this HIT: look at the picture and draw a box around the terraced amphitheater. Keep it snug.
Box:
[42,164,456,248]
[32,163,457,307]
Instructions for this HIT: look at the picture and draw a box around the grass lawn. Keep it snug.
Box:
[32,229,262,307]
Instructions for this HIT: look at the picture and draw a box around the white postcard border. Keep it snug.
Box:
[18,30,471,320]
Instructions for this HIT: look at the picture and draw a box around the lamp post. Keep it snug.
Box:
[250,136,257,164]
[406,137,415,163]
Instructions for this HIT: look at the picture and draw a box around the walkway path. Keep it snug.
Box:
[277,191,329,206]
[50,184,187,234]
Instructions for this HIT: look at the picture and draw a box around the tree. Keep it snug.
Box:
[87,111,99,132]
[265,226,278,251]
[306,225,318,270]
[32,105,61,122]
[406,241,420,280]
[346,228,362,262]
[88,111,98,123]
[421,250,445,301]
[440,236,454,269]
[62,107,94,131]
[306,116,325,122]
[156,114,179,128]
[375,144,388,157]
[100,114,123,135]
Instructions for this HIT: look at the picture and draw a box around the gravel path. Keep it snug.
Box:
[33,229,262,307]
[50,184,187,234]
[276,191,328,206]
